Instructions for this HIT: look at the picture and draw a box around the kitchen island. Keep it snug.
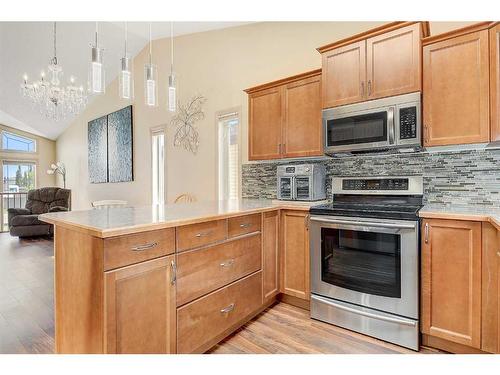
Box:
[40,199,314,354]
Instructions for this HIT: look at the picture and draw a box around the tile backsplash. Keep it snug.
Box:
[242,148,500,207]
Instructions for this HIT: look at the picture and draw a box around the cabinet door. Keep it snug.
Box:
[423,30,490,146]
[248,86,282,160]
[498,230,500,353]
[321,41,366,108]
[490,24,500,141]
[104,255,176,354]
[262,210,280,302]
[366,23,421,100]
[421,219,482,349]
[282,73,322,158]
[280,210,310,300]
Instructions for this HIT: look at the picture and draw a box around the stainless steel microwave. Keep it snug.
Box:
[322,92,421,154]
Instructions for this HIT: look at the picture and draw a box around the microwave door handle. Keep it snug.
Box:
[291,177,296,200]
[388,107,395,145]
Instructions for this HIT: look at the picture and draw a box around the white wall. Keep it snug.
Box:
[56,21,476,210]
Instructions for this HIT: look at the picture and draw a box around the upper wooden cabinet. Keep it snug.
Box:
[280,210,310,301]
[421,219,482,349]
[490,23,500,141]
[423,25,491,147]
[246,69,322,161]
[318,22,427,109]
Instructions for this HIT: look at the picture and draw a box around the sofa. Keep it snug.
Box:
[8,187,71,237]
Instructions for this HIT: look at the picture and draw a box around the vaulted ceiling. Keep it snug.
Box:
[0,22,252,140]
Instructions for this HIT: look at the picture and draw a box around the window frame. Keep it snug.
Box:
[216,108,241,201]
[1,130,37,154]
[150,125,166,206]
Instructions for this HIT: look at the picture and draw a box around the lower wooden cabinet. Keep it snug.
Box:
[262,211,280,302]
[104,255,176,354]
[280,210,310,301]
[421,219,482,349]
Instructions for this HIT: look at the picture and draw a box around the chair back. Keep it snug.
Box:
[26,187,71,214]
[174,194,196,204]
[92,200,128,209]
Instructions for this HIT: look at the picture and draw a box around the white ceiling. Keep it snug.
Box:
[0,22,252,140]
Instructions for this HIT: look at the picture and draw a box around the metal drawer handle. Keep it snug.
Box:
[220,259,235,267]
[497,251,500,258]
[239,223,252,228]
[195,230,212,238]
[424,223,429,244]
[131,242,158,251]
[220,303,235,314]
[170,260,177,285]
[311,295,417,327]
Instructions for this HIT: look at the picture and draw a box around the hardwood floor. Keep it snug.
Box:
[0,233,444,354]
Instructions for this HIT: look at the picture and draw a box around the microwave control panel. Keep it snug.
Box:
[399,106,417,139]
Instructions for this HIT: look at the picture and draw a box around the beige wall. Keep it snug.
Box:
[1,123,56,189]
[56,21,476,210]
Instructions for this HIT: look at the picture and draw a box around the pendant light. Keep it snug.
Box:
[89,22,105,94]
[168,21,177,112]
[144,22,158,107]
[119,22,134,100]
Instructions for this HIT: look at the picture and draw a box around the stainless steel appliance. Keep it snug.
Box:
[309,176,423,350]
[277,164,326,201]
[323,92,421,154]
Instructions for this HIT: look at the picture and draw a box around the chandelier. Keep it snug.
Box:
[20,22,88,122]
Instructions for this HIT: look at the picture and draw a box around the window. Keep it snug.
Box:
[1,131,36,152]
[151,128,165,205]
[218,112,240,200]
[2,161,36,192]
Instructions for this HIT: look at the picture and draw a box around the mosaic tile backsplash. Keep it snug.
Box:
[242,148,500,207]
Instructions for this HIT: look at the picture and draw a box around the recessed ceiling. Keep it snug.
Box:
[0,21,253,140]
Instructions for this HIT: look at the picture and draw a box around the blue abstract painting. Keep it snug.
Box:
[88,105,133,184]
[88,115,108,184]
[107,106,133,183]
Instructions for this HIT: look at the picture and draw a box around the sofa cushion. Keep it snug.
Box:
[11,214,46,227]
[25,187,71,214]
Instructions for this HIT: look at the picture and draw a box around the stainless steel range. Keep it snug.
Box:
[309,176,423,350]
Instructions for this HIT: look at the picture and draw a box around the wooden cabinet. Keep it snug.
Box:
[318,22,426,109]
[421,219,482,349]
[280,210,310,301]
[104,256,176,354]
[423,27,490,146]
[321,41,366,108]
[366,23,421,100]
[262,210,280,302]
[490,23,500,141]
[246,69,322,161]
[481,223,500,353]
[282,73,322,158]
[247,86,283,160]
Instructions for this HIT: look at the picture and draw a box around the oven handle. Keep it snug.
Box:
[310,216,416,231]
[311,295,417,327]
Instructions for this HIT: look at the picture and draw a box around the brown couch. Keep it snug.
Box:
[8,187,71,237]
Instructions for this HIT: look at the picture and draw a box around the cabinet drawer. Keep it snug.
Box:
[177,271,263,353]
[176,219,227,252]
[104,229,175,271]
[227,213,261,238]
[176,233,262,306]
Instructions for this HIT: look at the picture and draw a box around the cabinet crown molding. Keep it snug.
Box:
[244,69,321,94]
[316,21,430,53]
[422,21,496,46]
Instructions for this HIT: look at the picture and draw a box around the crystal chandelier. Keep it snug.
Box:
[20,22,87,122]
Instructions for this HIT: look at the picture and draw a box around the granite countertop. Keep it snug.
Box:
[419,203,500,230]
[40,199,324,238]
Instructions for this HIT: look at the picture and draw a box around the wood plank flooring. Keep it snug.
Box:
[0,233,444,354]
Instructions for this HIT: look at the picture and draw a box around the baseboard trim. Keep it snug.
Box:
[278,293,310,311]
[421,334,487,354]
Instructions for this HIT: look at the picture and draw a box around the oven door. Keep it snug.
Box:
[310,215,418,319]
[323,107,394,153]
[278,176,294,200]
[295,176,312,201]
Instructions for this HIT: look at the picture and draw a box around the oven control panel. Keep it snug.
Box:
[342,178,409,191]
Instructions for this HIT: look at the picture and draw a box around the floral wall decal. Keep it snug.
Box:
[170,94,207,154]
